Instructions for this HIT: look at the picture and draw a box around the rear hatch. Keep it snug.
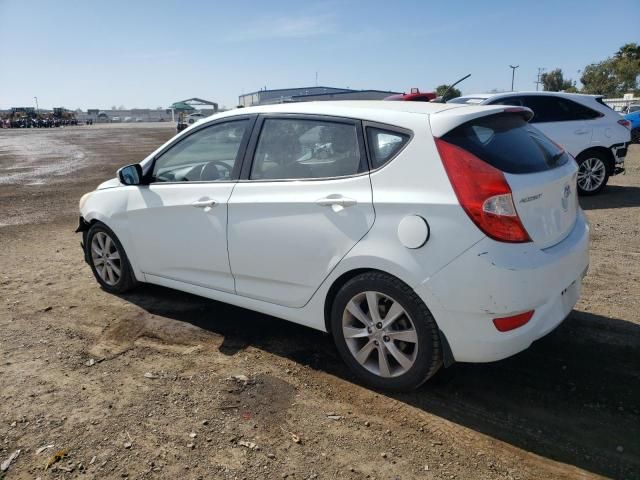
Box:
[433,109,578,249]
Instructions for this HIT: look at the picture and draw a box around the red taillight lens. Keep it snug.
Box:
[618,119,631,129]
[434,138,531,243]
[493,310,535,332]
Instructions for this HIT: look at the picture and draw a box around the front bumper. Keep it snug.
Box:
[76,216,90,264]
[417,210,590,363]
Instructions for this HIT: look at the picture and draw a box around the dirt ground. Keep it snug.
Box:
[0,124,638,480]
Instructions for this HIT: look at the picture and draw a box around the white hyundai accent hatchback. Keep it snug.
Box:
[78,101,589,390]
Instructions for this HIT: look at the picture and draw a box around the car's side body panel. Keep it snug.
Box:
[125,183,236,292]
[228,175,375,307]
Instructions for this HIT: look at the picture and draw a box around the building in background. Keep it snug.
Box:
[75,108,174,123]
[238,86,401,107]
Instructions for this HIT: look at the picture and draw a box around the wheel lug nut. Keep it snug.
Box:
[367,327,372,333]
[383,335,390,342]
[376,322,382,329]
[374,340,379,346]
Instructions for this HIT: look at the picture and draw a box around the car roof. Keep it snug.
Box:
[201,101,466,127]
[457,91,603,100]
[184,100,523,140]
[232,101,460,115]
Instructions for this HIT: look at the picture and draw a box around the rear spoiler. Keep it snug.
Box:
[429,105,534,138]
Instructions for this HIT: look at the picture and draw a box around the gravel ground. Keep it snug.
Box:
[0,124,638,480]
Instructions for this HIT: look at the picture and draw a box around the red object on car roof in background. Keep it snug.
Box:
[384,88,436,102]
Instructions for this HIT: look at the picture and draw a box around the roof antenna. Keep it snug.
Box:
[432,74,471,103]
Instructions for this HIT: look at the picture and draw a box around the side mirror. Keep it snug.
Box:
[117,164,143,186]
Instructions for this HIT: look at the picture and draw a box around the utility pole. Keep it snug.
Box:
[535,67,546,91]
[315,71,318,87]
[33,96,39,115]
[509,65,519,91]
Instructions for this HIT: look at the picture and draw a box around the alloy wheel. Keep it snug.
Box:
[577,157,606,192]
[91,231,122,286]
[342,291,418,378]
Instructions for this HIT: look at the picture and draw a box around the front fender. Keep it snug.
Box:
[79,189,144,282]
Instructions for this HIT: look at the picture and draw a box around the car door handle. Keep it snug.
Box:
[191,199,218,208]
[316,196,357,207]
[574,129,590,135]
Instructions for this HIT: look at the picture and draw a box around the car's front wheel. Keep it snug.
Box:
[86,222,138,293]
[331,272,442,391]
[576,151,610,196]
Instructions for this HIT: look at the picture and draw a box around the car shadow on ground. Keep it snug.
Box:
[120,285,639,479]
[579,185,640,210]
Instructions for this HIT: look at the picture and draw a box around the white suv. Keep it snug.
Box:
[449,92,631,195]
[77,101,589,390]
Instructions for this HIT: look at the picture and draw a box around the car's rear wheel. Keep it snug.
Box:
[331,272,442,391]
[631,127,640,144]
[86,222,138,293]
[576,151,610,196]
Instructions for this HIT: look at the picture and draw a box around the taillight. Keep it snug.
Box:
[493,310,535,332]
[618,119,631,129]
[434,138,531,243]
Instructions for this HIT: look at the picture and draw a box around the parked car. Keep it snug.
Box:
[624,110,640,143]
[448,92,631,195]
[621,103,640,114]
[187,112,207,124]
[77,101,589,391]
[111,116,121,122]
[385,88,436,102]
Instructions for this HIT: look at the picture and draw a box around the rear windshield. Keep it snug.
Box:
[441,113,569,174]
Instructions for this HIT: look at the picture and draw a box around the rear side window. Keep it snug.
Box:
[441,113,569,174]
[250,118,363,180]
[519,96,601,122]
[366,128,410,169]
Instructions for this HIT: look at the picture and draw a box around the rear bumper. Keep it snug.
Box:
[611,141,629,174]
[417,210,590,363]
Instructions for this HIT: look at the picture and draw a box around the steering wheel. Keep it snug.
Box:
[199,160,233,180]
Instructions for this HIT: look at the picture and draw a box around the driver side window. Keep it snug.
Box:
[152,119,249,182]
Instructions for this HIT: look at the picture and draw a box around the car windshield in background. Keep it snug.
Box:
[441,113,569,174]
[447,97,487,105]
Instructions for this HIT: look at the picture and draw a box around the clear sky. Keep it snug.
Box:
[1,0,638,110]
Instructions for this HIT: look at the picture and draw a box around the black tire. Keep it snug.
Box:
[330,271,442,391]
[631,127,640,144]
[576,151,610,196]
[85,222,138,294]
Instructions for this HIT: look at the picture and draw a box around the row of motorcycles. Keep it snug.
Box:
[1,117,80,128]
